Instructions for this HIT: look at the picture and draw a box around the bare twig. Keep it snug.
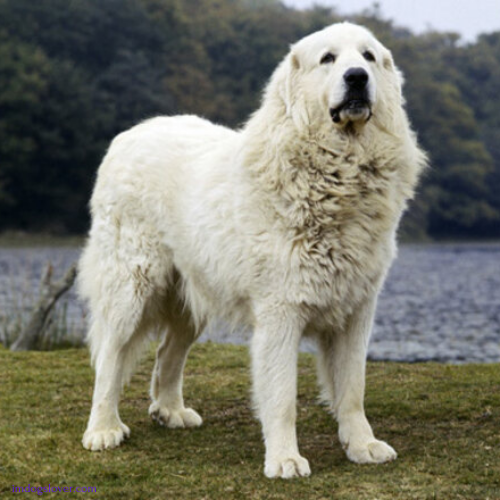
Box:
[10,262,77,351]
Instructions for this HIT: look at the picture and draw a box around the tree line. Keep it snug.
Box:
[0,0,499,239]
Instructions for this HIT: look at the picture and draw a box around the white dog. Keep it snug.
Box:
[79,22,426,478]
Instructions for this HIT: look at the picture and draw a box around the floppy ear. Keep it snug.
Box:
[382,48,404,86]
[380,47,405,105]
[382,48,395,71]
[263,46,311,130]
[290,51,300,71]
[274,49,300,116]
[274,49,313,130]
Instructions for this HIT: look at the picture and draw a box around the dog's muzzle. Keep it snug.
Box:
[330,67,372,124]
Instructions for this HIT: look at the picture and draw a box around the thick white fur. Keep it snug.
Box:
[79,23,426,478]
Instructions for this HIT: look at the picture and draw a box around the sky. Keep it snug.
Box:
[282,0,500,42]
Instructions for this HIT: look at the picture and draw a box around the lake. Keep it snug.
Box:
[1,243,499,363]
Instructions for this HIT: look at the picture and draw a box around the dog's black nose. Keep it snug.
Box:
[344,68,369,89]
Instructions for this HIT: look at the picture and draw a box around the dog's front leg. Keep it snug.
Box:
[318,294,397,464]
[251,306,311,479]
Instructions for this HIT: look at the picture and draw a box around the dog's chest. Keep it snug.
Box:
[278,148,402,311]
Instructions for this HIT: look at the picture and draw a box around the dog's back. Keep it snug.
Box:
[78,115,237,364]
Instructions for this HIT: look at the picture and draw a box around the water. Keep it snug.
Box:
[0,247,84,346]
[371,243,500,363]
[1,243,499,363]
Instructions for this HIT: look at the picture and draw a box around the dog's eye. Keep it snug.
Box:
[362,50,376,63]
[320,52,336,65]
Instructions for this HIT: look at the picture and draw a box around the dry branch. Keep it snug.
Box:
[11,262,78,351]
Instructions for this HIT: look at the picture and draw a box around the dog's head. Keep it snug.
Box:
[272,22,403,131]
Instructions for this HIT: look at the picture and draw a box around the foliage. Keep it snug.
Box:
[391,33,499,238]
[1,343,499,499]
[0,0,499,239]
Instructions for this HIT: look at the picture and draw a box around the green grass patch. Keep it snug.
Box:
[0,232,84,248]
[1,342,500,499]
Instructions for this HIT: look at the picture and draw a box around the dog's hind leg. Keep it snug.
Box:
[81,234,169,451]
[149,292,202,429]
[82,318,144,451]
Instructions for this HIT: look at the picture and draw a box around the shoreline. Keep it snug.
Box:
[1,243,499,364]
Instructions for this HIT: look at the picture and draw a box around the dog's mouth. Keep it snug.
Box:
[330,98,372,124]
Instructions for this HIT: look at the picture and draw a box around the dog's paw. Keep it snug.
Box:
[149,402,202,428]
[345,438,397,464]
[264,454,311,479]
[82,422,130,451]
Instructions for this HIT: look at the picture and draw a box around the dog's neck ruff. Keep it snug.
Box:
[240,99,426,311]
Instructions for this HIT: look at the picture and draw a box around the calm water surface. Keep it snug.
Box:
[1,243,499,362]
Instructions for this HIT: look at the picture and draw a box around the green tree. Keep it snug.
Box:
[0,39,51,224]
[0,0,176,232]
[387,32,498,238]
[0,0,499,238]
[449,33,500,236]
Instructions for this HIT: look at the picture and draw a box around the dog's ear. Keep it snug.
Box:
[281,49,310,128]
[290,51,300,71]
[275,49,300,116]
[382,47,405,96]
[382,49,404,84]
[266,47,309,128]
[382,49,394,71]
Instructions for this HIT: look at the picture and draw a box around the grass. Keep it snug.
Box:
[0,232,84,248]
[1,342,499,499]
